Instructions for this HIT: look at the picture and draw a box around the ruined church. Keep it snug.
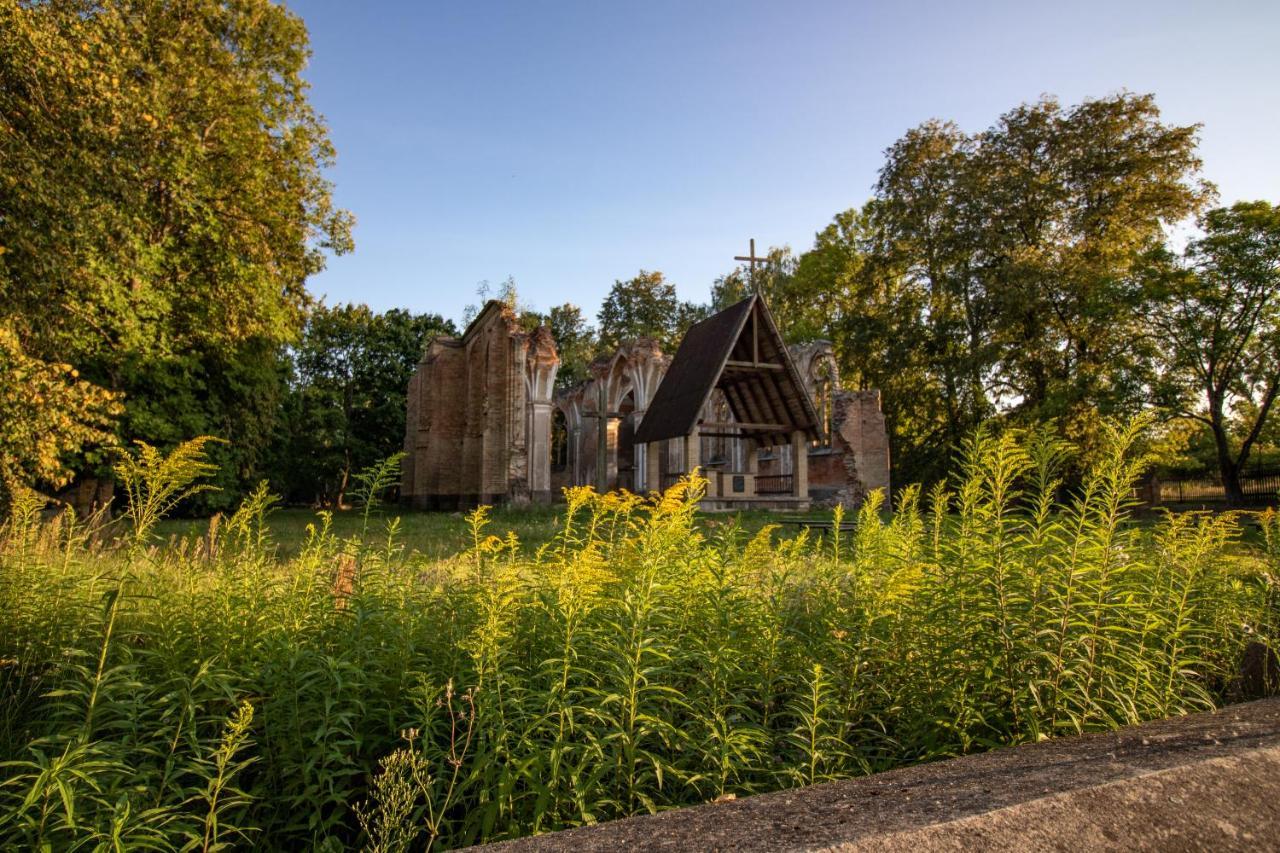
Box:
[402,295,889,510]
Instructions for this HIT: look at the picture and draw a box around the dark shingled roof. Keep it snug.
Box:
[635,295,820,445]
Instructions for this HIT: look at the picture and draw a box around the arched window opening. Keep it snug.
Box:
[813,359,835,449]
[551,408,569,472]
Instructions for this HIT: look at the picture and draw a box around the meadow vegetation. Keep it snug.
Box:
[1,420,1277,850]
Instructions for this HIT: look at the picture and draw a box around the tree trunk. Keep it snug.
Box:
[335,448,351,510]
[1210,416,1246,507]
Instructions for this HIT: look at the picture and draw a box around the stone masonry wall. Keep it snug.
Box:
[820,389,890,507]
[402,302,558,509]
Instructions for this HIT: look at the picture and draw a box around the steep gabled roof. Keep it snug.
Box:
[635,295,820,446]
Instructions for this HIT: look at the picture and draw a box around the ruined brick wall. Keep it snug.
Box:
[820,389,890,507]
[555,339,669,494]
[753,390,890,507]
[757,343,891,508]
[402,302,558,509]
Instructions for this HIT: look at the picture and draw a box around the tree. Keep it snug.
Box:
[1152,201,1280,505]
[872,120,992,455]
[463,277,529,328]
[0,0,352,493]
[867,93,1208,473]
[541,303,594,389]
[711,246,830,340]
[0,327,121,505]
[274,305,455,506]
[597,271,683,351]
[972,95,1207,443]
[795,207,955,485]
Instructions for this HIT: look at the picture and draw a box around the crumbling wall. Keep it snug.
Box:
[818,389,890,507]
[402,302,558,509]
[556,338,669,493]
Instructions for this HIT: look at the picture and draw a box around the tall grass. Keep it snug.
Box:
[0,421,1276,850]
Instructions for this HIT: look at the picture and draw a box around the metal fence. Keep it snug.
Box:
[1158,468,1280,504]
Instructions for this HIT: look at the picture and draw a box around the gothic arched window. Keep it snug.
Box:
[813,358,835,448]
[551,408,569,471]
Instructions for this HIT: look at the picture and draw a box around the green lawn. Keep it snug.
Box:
[155,502,825,561]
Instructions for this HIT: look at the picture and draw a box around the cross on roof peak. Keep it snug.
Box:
[734,238,768,293]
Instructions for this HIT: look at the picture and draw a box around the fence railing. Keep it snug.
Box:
[660,472,683,492]
[756,474,794,495]
[1158,468,1280,503]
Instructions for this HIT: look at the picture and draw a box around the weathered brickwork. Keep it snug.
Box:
[401,301,558,509]
[824,389,891,506]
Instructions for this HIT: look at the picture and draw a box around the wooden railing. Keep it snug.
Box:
[660,472,684,492]
[756,474,794,495]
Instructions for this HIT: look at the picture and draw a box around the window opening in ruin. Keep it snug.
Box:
[616,390,636,492]
[812,358,835,449]
[551,408,568,472]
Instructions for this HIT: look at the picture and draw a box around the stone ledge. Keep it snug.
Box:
[475,698,1280,852]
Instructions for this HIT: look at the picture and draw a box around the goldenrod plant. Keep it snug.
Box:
[0,423,1275,849]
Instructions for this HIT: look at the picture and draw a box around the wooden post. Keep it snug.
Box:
[745,440,759,498]
[683,427,700,474]
[791,430,808,499]
[646,440,662,493]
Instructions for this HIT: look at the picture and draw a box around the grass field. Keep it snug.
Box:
[2,422,1277,850]
[155,504,819,562]
[151,497,1271,566]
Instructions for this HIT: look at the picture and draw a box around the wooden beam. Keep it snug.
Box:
[724,360,784,371]
[752,305,759,363]
[699,420,790,432]
[759,372,797,435]
[721,382,756,429]
[736,378,786,439]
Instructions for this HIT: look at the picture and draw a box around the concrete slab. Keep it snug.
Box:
[475,698,1280,852]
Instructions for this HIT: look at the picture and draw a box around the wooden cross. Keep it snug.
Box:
[734,238,767,292]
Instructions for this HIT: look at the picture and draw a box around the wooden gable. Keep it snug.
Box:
[634,295,820,447]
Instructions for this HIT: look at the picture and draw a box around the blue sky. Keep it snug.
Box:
[288,0,1280,327]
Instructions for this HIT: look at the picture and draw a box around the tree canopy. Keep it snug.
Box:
[271,305,455,507]
[1151,201,1280,503]
[0,0,351,496]
[597,270,707,352]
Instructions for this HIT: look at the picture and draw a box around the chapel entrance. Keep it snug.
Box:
[634,294,820,510]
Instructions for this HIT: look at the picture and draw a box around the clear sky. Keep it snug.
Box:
[287,0,1280,327]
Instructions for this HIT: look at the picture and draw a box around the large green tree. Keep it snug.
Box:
[0,0,352,496]
[274,305,455,506]
[539,303,594,389]
[794,207,949,485]
[865,93,1208,475]
[598,270,705,352]
[1152,201,1280,505]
